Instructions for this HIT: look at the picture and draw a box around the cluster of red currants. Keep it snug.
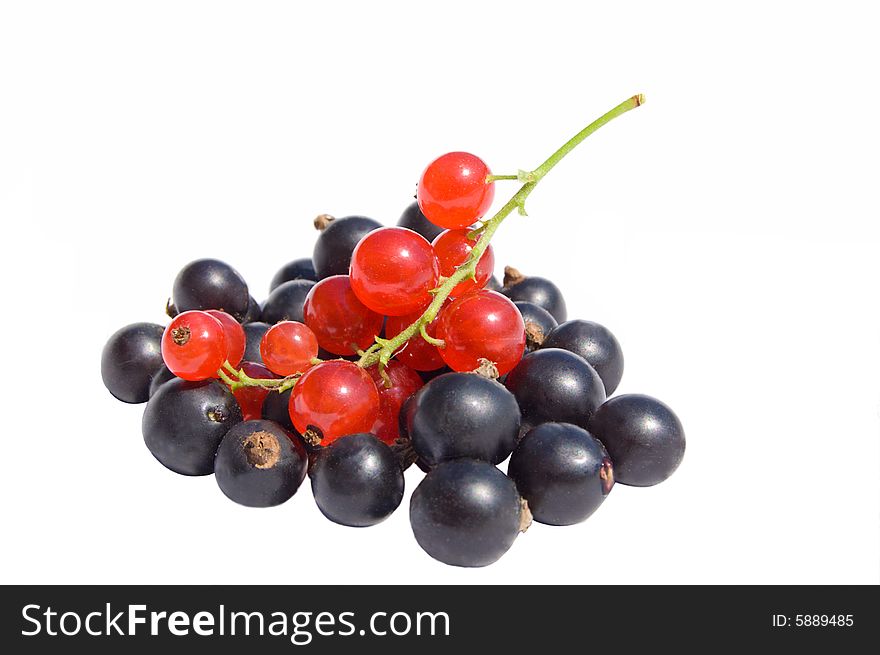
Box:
[153,152,521,448]
[102,100,684,568]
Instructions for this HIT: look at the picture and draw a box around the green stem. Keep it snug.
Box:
[276,377,299,394]
[486,174,519,182]
[218,360,302,393]
[420,322,445,347]
[531,94,644,181]
[217,368,241,390]
[222,361,284,386]
[466,224,487,240]
[357,94,644,370]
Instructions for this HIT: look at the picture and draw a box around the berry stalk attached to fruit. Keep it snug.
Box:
[356,94,645,373]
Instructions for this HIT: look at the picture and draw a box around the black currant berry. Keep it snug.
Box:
[310,434,404,527]
[172,258,250,320]
[504,348,606,430]
[269,257,317,292]
[514,301,558,353]
[397,201,444,242]
[261,387,294,432]
[312,215,382,279]
[214,419,308,507]
[241,295,262,324]
[260,279,315,325]
[507,422,613,526]
[101,322,166,404]
[588,394,685,487]
[148,365,177,398]
[407,372,520,467]
[543,320,624,395]
[501,267,567,322]
[242,321,271,364]
[142,378,243,476]
[410,459,528,567]
[485,275,502,292]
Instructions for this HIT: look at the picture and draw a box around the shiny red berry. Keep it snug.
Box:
[436,290,525,376]
[349,227,439,316]
[303,275,384,355]
[417,152,495,229]
[232,361,277,421]
[385,311,445,371]
[432,229,495,297]
[289,360,380,445]
[161,311,228,381]
[205,310,246,368]
[259,321,318,376]
[367,360,424,445]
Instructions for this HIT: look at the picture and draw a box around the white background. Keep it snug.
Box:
[1,1,878,585]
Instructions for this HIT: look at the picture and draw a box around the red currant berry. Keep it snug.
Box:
[436,290,525,376]
[289,360,380,445]
[349,227,439,316]
[432,229,495,297]
[161,310,228,381]
[259,321,318,376]
[385,311,445,371]
[367,360,424,445]
[303,275,384,355]
[417,152,495,229]
[205,310,246,368]
[231,361,277,421]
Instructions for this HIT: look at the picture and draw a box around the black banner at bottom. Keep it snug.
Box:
[1,585,875,652]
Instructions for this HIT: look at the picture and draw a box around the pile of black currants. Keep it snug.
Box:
[100,95,685,567]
